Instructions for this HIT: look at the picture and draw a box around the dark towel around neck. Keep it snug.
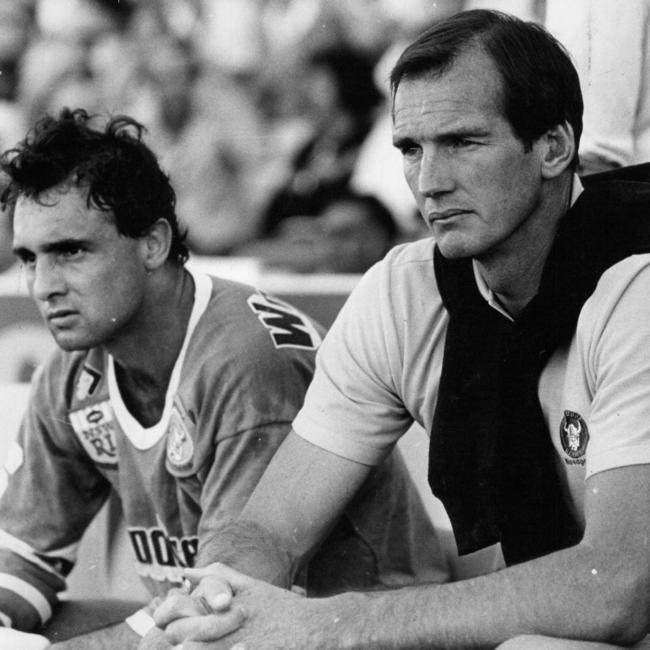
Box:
[429,164,650,565]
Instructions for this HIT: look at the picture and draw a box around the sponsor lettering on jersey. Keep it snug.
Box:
[128,526,198,585]
[75,365,102,401]
[247,292,322,350]
[69,402,118,467]
[560,410,589,465]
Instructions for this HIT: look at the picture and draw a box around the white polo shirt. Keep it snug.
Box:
[293,193,650,527]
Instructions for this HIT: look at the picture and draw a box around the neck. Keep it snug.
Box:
[107,266,194,389]
[476,175,573,317]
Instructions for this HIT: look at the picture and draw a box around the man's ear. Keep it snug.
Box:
[540,121,576,179]
[140,219,172,272]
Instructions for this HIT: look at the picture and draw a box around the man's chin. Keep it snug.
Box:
[435,242,476,260]
[49,332,93,352]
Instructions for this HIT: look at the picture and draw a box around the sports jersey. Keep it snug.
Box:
[294,222,650,536]
[0,270,446,631]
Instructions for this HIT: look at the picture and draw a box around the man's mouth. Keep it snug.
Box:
[46,309,78,325]
[428,209,470,223]
[427,209,472,229]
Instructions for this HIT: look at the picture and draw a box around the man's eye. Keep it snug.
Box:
[451,138,477,149]
[60,247,83,259]
[400,145,421,159]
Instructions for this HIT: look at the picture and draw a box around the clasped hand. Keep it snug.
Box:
[153,563,314,650]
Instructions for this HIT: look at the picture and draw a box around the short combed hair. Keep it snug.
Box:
[390,9,583,168]
[0,107,189,264]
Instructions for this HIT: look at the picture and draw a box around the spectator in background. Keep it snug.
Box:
[0,0,32,274]
[18,0,136,126]
[163,63,272,255]
[545,0,650,175]
[236,190,397,273]
[255,46,383,237]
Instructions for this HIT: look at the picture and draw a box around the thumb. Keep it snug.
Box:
[183,563,252,611]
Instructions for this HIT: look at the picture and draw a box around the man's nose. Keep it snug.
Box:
[418,148,455,197]
[30,257,65,302]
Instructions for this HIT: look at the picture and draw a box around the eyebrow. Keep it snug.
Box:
[392,135,416,150]
[393,125,494,150]
[12,238,88,257]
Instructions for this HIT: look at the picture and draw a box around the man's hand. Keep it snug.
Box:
[153,563,353,650]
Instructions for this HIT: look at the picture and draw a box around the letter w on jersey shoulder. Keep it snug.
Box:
[247,292,322,350]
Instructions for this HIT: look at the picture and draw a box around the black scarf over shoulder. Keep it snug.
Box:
[428,164,650,565]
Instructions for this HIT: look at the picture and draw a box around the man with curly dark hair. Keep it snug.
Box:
[0,108,444,648]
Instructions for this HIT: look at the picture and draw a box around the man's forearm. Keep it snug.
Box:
[197,519,295,588]
[50,621,173,649]
[325,542,646,649]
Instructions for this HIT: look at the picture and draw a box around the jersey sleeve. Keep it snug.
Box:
[583,257,650,477]
[293,261,413,465]
[186,301,318,548]
[0,376,111,631]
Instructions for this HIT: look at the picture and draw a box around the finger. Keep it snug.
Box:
[183,564,239,611]
[164,609,246,645]
[192,575,234,611]
[145,596,163,615]
[183,562,247,586]
[182,563,228,587]
[154,592,211,628]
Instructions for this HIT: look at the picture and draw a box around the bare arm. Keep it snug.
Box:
[159,447,650,648]
[196,430,372,586]
[347,464,650,648]
[49,620,175,650]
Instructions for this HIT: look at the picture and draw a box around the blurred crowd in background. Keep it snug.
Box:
[0,0,647,275]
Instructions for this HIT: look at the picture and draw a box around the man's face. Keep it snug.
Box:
[392,47,546,261]
[12,184,148,351]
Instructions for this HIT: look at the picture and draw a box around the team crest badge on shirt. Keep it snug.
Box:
[69,401,118,467]
[75,365,102,401]
[559,410,589,463]
[166,402,194,472]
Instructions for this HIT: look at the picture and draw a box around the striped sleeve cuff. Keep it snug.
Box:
[0,573,55,630]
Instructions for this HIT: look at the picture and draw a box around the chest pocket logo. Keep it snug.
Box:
[69,402,118,467]
[559,410,589,464]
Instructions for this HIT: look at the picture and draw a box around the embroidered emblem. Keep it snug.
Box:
[75,365,102,401]
[559,410,589,460]
[69,402,118,467]
[166,404,193,469]
[247,292,322,350]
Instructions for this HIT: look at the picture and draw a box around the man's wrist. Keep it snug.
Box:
[198,519,295,588]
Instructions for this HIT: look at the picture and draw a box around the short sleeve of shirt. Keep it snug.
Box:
[293,252,420,465]
[582,255,650,477]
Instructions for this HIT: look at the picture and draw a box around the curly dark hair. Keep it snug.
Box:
[0,107,189,264]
